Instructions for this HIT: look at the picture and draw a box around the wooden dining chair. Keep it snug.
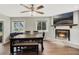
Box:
[25,31,30,34]
[33,31,38,34]
[43,32,45,39]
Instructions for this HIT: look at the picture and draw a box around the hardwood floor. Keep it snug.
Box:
[0,40,79,55]
[42,41,79,55]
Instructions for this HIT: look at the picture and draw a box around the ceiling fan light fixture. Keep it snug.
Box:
[21,11,30,13]
[20,4,31,9]
[37,5,44,10]
[20,4,44,16]
[35,11,44,14]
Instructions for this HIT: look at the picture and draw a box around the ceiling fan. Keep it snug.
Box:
[20,4,44,16]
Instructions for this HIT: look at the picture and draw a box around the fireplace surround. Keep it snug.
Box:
[55,29,70,41]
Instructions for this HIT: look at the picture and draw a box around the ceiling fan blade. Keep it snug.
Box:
[36,5,44,10]
[21,11,30,13]
[35,11,44,14]
[20,4,31,9]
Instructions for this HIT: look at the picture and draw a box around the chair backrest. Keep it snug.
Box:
[43,32,45,39]
[25,31,30,34]
[33,31,38,34]
[10,32,23,37]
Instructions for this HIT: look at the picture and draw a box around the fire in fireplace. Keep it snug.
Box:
[55,29,70,41]
[59,32,66,38]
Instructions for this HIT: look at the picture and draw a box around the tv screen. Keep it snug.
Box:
[53,12,73,25]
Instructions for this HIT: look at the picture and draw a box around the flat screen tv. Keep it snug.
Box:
[53,12,73,25]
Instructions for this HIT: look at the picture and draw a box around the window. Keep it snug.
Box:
[12,21,25,32]
[0,22,3,43]
[37,21,47,31]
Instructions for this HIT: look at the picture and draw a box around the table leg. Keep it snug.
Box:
[11,46,14,55]
[36,45,39,55]
[10,40,14,55]
[41,42,44,52]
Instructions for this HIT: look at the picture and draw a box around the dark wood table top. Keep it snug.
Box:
[10,33,44,54]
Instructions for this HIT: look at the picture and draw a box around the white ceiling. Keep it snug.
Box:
[0,4,79,17]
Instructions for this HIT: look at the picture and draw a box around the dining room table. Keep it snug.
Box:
[10,33,44,54]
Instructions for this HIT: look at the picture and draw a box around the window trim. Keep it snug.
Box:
[11,21,25,33]
[36,20,48,32]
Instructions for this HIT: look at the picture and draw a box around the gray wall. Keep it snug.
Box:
[0,13,10,44]
[70,11,79,47]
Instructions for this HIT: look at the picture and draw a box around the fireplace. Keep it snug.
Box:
[55,29,70,41]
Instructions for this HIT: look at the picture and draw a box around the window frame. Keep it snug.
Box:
[36,20,48,32]
[11,21,25,33]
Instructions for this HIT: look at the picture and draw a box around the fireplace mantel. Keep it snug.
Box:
[51,24,78,28]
